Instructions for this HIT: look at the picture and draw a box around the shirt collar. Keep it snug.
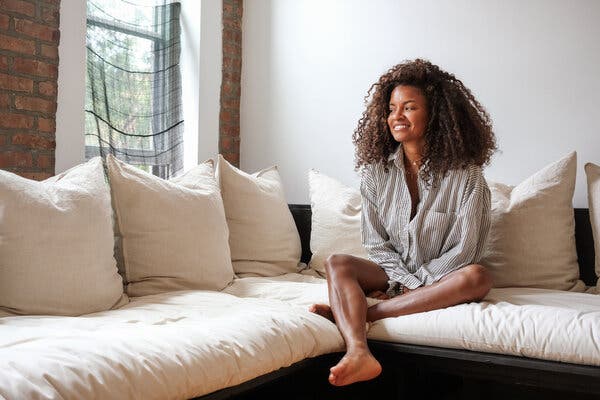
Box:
[387,144,405,169]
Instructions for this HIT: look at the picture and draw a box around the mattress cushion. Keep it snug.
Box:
[223,272,332,307]
[0,290,344,400]
[368,287,600,366]
[227,274,600,366]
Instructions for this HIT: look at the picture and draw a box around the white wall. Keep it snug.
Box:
[180,0,201,169]
[55,0,86,173]
[56,0,222,173]
[241,0,600,207]
[197,0,222,163]
[180,0,222,167]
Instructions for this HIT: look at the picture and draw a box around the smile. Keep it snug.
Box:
[393,124,409,131]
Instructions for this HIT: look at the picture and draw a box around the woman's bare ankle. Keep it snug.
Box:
[346,340,370,355]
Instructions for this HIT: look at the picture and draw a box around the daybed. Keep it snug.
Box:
[204,205,599,400]
[1,152,600,400]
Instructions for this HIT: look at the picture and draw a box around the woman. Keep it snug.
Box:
[309,59,497,386]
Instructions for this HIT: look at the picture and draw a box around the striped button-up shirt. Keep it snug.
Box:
[361,145,491,289]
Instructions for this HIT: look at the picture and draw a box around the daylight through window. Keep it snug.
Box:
[85,0,183,178]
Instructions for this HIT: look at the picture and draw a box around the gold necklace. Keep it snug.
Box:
[404,158,421,177]
[407,158,422,166]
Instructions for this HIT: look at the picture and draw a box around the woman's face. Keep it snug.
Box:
[387,85,429,146]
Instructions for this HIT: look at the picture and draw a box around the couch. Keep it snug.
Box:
[2,153,600,400]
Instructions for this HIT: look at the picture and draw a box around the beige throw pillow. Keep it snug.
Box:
[216,155,301,277]
[483,152,585,291]
[308,170,367,276]
[0,158,127,316]
[585,162,600,280]
[106,155,234,297]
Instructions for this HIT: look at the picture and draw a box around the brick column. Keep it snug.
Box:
[0,0,60,180]
[219,0,242,167]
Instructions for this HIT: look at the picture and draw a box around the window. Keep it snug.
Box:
[85,0,183,178]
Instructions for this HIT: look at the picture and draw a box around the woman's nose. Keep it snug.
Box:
[390,108,404,120]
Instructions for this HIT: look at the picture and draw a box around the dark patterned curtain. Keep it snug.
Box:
[85,0,183,178]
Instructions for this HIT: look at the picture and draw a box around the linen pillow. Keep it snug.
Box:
[216,155,301,277]
[106,155,234,297]
[483,152,585,291]
[0,157,127,316]
[585,162,600,280]
[308,170,367,276]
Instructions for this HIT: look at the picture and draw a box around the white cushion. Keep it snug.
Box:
[216,155,301,277]
[0,290,344,399]
[0,157,127,316]
[483,152,585,291]
[230,274,600,367]
[308,170,367,275]
[106,155,234,297]
[224,273,332,307]
[368,287,600,366]
[226,274,600,366]
[585,162,600,282]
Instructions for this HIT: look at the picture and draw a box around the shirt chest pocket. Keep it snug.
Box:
[416,210,457,257]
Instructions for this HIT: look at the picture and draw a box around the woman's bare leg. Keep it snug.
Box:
[366,264,492,322]
[317,254,389,386]
[310,261,492,386]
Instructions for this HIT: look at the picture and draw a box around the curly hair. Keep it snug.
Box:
[353,59,497,183]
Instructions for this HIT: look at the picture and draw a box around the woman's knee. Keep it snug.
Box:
[324,254,355,278]
[459,264,492,300]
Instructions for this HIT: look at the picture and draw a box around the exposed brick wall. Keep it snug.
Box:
[0,0,59,180]
[219,0,242,167]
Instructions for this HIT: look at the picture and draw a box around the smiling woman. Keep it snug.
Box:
[309,59,498,387]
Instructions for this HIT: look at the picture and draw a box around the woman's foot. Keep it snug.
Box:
[308,303,335,322]
[328,350,382,386]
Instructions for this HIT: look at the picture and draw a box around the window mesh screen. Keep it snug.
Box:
[85,0,183,178]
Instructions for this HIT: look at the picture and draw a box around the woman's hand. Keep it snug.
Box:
[367,286,415,300]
